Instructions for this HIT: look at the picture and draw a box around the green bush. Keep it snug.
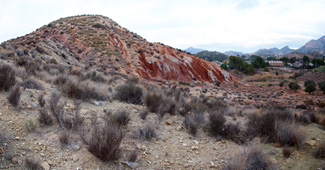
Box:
[305,84,316,94]
[289,82,300,91]
[318,81,325,94]
[304,80,316,87]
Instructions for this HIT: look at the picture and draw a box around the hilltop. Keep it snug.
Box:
[0,15,232,83]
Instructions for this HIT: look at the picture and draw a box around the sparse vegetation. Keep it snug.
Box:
[20,77,44,90]
[137,124,157,141]
[25,119,36,132]
[81,116,123,161]
[289,81,300,91]
[59,130,70,146]
[25,158,40,170]
[7,86,21,107]
[223,146,278,170]
[115,81,143,104]
[113,110,130,126]
[318,81,325,94]
[144,92,163,112]
[0,64,16,91]
[283,146,292,158]
[38,108,53,126]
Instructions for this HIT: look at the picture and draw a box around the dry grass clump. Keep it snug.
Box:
[158,97,176,117]
[206,110,226,137]
[223,146,278,170]
[20,77,44,90]
[113,110,130,127]
[49,92,84,130]
[276,121,307,148]
[115,80,143,104]
[25,157,41,170]
[38,108,53,126]
[184,113,204,137]
[62,78,109,101]
[38,94,46,107]
[59,130,70,146]
[7,86,21,107]
[0,64,16,91]
[144,92,163,112]
[137,124,157,141]
[81,116,123,161]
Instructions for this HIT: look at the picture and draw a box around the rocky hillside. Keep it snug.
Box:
[254,46,294,57]
[184,47,206,54]
[297,35,325,55]
[0,15,232,83]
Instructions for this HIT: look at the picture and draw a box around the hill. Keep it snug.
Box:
[196,51,228,62]
[224,51,243,56]
[254,46,294,57]
[297,35,325,55]
[0,15,232,83]
[184,47,206,54]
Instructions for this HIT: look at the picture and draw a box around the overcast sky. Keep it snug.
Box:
[0,0,324,53]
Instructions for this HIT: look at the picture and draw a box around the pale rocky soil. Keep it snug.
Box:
[0,77,324,170]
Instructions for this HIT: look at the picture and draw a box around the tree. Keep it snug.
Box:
[289,82,300,91]
[280,57,290,64]
[305,84,316,94]
[304,80,316,87]
[318,81,325,94]
[303,56,310,64]
[221,62,228,71]
[312,58,325,66]
[252,56,266,68]
[289,57,296,64]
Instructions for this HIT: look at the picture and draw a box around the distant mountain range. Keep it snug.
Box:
[254,46,294,57]
[185,35,325,61]
[184,47,206,54]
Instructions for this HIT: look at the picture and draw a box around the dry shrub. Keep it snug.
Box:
[113,110,130,126]
[115,81,143,104]
[49,92,83,130]
[38,94,45,107]
[54,74,69,86]
[276,121,306,148]
[62,78,109,101]
[25,158,41,170]
[59,130,70,146]
[38,108,53,126]
[20,77,44,90]
[144,92,163,112]
[158,97,176,117]
[207,111,226,137]
[137,124,157,141]
[128,150,138,162]
[178,102,192,116]
[223,146,278,170]
[7,86,21,107]
[283,146,292,158]
[82,117,123,161]
[86,71,106,83]
[0,64,16,91]
[222,122,246,144]
[184,116,200,136]
[313,142,325,158]
[296,112,318,125]
[139,109,149,120]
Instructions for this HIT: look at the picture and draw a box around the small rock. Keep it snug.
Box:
[191,146,199,151]
[123,161,140,169]
[15,137,20,140]
[0,147,3,154]
[40,153,45,157]
[27,105,32,109]
[166,120,172,125]
[39,161,50,170]
[18,160,23,165]
[11,157,18,164]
